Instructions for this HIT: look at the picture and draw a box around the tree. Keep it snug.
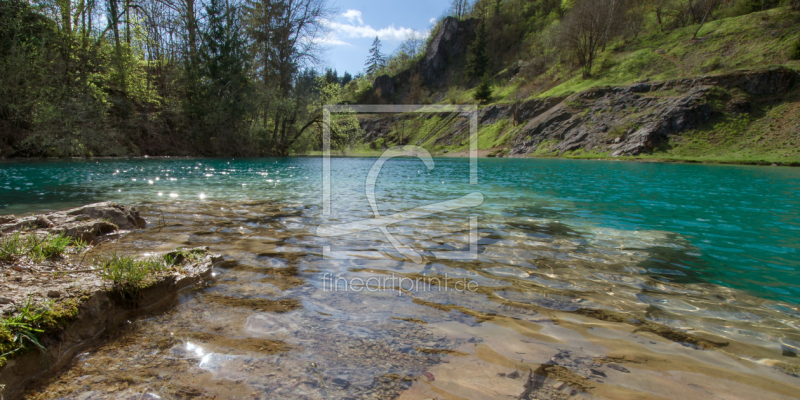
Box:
[560,0,631,78]
[450,0,472,19]
[398,31,426,58]
[198,0,251,153]
[324,68,339,84]
[365,36,385,75]
[466,20,489,80]
[341,71,353,86]
[473,74,492,103]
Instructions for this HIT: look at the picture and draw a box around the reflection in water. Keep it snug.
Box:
[27,200,800,400]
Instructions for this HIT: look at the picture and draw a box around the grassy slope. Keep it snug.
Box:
[344,9,800,165]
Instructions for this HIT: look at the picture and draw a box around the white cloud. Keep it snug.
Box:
[324,20,426,42]
[342,9,364,25]
[319,10,428,48]
[429,17,437,24]
[315,36,353,46]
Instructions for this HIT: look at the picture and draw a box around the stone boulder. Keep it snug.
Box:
[0,202,146,243]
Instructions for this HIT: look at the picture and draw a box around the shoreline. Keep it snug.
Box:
[0,204,219,399]
[2,152,799,168]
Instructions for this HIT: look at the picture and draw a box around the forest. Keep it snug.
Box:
[1,0,798,157]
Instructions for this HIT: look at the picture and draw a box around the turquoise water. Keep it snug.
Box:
[1,157,799,304]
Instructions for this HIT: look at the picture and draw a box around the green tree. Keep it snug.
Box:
[473,74,493,103]
[341,71,353,86]
[198,0,251,153]
[365,36,385,75]
[466,20,489,80]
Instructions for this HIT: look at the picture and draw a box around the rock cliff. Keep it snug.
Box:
[356,67,798,157]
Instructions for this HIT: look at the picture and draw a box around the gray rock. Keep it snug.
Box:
[0,202,146,243]
[419,17,478,86]
[373,75,395,96]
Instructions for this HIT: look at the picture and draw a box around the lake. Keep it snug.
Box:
[2,156,800,399]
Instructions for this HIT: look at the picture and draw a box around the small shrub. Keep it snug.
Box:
[473,77,493,104]
[702,56,725,72]
[790,38,800,60]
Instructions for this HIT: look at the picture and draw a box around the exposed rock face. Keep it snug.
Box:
[0,202,146,242]
[419,17,478,86]
[357,68,798,158]
[509,67,796,156]
[373,74,396,96]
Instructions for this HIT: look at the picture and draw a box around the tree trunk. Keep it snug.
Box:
[60,0,72,34]
[186,0,198,61]
[692,1,714,39]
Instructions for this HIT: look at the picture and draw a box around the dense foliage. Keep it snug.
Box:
[1,0,797,156]
[0,0,356,157]
[342,0,800,104]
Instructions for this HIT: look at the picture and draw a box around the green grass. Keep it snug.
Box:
[0,232,84,263]
[529,8,800,99]
[0,295,82,368]
[99,252,169,289]
[0,296,48,368]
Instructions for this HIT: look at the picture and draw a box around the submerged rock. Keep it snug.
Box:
[0,202,146,243]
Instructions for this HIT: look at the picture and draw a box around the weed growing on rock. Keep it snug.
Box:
[0,296,49,368]
[99,253,167,288]
[0,232,83,263]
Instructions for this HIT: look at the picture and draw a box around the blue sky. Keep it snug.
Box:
[319,0,451,76]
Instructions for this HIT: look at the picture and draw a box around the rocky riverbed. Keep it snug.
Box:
[4,199,796,400]
[0,203,218,399]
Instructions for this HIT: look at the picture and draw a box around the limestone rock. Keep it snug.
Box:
[0,202,146,243]
[419,17,477,86]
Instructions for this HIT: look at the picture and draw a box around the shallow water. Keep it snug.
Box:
[3,157,800,399]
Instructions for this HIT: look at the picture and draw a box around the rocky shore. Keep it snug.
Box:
[0,203,219,400]
[357,67,799,164]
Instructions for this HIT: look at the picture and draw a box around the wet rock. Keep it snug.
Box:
[332,377,350,388]
[590,368,606,377]
[0,202,146,243]
[607,364,630,373]
[0,215,15,224]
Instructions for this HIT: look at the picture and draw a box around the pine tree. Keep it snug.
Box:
[466,21,489,81]
[324,68,339,85]
[198,0,250,145]
[365,36,386,75]
[473,74,492,103]
[341,71,353,86]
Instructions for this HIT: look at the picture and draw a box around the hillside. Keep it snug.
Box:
[345,7,800,165]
